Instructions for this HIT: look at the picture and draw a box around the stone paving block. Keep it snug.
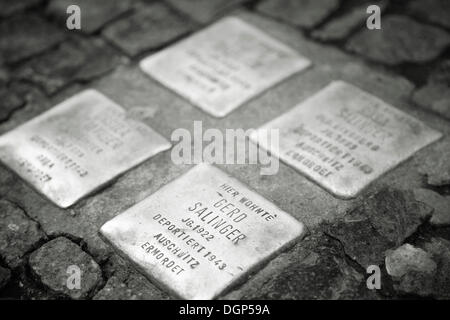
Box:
[385,244,437,297]
[0,14,67,65]
[94,255,171,300]
[165,0,247,24]
[413,188,450,226]
[256,0,340,29]
[0,266,11,290]
[0,83,26,122]
[413,60,450,121]
[346,15,450,65]
[327,188,432,268]
[29,237,102,299]
[417,137,450,187]
[15,37,125,95]
[386,239,450,299]
[103,2,197,57]
[0,199,46,268]
[225,232,378,300]
[0,0,42,18]
[407,0,450,30]
[312,1,388,42]
[46,0,133,34]
[423,238,450,299]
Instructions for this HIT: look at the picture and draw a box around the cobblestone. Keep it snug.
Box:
[413,60,450,121]
[29,237,102,299]
[386,239,450,299]
[417,137,450,187]
[0,83,26,122]
[15,37,124,95]
[312,1,388,42]
[0,0,42,18]
[0,266,10,290]
[346,15,450,65]
[407,0,450,30]
[0,14,67,65]
[93,255,170,300]
[257,0,340,29]
[46,0,133,34]
[226,232,377,300]
[0,199,46,268]
[165,0,247,24]
[385,244,437,297]
[327,188,432,268]
[413,188,450,226]
[103,2,197,57]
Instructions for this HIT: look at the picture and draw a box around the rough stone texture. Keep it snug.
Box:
[15,37,125,95]
[327,188,432,268]
[413,188,450,226]
[0,14,66,65]
[417,137,450,187]
[0,266,11,290]
[346,15,450,65]
[413,60,450,121]
[257,0,340,29]
[423,238,450,299]
[408,0,450,30]
[46,0,133,34]
[312,1,388,41]
[0,199,46,268]
[225,232,378,300]
[165,0,247,23]
[29,237,102,299]
[386,239,450,299]
[94,255,170,300]
[0,84,26,122]
[385,244,437,297]
[0,0,42,18]
[103,2,196,57]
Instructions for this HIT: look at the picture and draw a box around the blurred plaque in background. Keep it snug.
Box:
[140,16,311,117]
[251,81,442,199]
[100,163,304,300]
[0,90,171,208]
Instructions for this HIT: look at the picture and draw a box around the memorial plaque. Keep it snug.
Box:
[100,163,304,300]
[250,81,443,199]
[140,16,311,117]
[0,90,171,208]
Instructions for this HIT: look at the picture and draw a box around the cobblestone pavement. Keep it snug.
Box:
[0,0,449,300]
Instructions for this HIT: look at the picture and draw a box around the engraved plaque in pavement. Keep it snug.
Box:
[0,89,171,208]
[140,16,311,118]
[100,163,304,300]
[250,81,443,199]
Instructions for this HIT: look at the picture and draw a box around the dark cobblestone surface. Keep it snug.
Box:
[257,0,340,29]
[0,14,66,64]
[29,237,103,299]
[0,0,449,300]
[164,0,248,23]
[15,37,125,95]
[0,199,46,268]
[46,0,133,34]
[0,265,10,290]
[103,2,197,57]
[346,15,450,65]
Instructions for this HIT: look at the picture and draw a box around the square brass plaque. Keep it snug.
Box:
[0,89,171,208]
[250,81,442,199]
[100,163,304,300]
[140,16,311,117]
